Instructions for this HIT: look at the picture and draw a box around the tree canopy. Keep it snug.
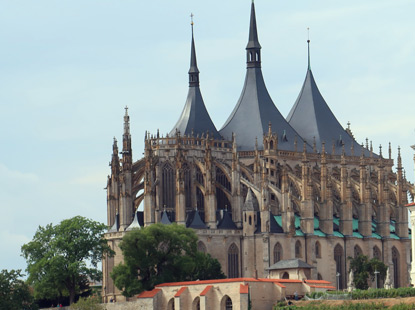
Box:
[349,255,387,290]
[0,269,38,310]
[21,216,113,305]
[111,223,225,297]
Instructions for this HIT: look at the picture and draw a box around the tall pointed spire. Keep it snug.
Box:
[220,2,309,152]
[189,14,200,87]
[307,28,311,70]
[287,40,372,157]
[246,1,261,68]
[170,17,221,139]
[122,106,132,169]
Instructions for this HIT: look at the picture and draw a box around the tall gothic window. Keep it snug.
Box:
[373,246,381,260]
[196,187,204,214]
[197,241,207,253]
[222,296,233,310]
[334,244,344,289]
[228,243,239,278]
[183,164,192,210]
[295,241,302,258]
[392,247,400,288]
[274,242,283,263]
[354,245,363,258]
[196,166,204,185]
[315,241,321,258]
[162,163,175,210]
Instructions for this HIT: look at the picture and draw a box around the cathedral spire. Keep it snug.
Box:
[246,0,261,68]
[307,28,311,70]
[170,18,221,139]
[189,14,200,87]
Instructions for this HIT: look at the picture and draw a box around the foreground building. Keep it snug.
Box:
[102,2,415,303]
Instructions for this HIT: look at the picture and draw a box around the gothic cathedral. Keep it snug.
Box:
[102,2,415,302]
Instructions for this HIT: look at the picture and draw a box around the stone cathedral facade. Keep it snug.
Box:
[102,3,415,302]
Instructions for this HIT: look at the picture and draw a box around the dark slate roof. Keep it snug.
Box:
[126,211,141,231]
[243,189,259,211]
[187,210,207,229]
[161,210,172,225]
[170,25,221,139]
[217,210,238,230]
[220,2,310,151]
[108,213,119,232]
[287,65,371,156]
[267,258,314,271]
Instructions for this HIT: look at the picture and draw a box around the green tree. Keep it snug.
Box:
[0,269,38,310]
[70,296,103,310]
[111,223,225,297]
[349,255,387,290]
[21,216,114,305]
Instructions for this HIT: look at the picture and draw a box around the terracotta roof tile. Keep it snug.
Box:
[240,284,249,294]
[174,287,188,297]
[137,288,161,298]
[200,285,213,296]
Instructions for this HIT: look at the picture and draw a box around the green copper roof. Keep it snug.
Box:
[353,232,363,239]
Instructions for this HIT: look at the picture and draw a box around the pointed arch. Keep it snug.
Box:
[315,241,321,259]
[161,162,175,210]
[197,241,207,253]
[192,296,200,310]
[227,243,239,278]
[373,246,381,260]
[282,272,289,279]
[295,240,302,258]
[334,244,345,289]
[220,295,233,310]
[354,245,363,258]
[274,242,283,263]
[167,298,175,310]
[392,246,400,288]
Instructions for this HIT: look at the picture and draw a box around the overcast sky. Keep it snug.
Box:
[1,0,414,273]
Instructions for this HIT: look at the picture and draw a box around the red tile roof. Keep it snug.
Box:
[307,285,336,290]
[174,287,188,297]
[406,203,415,207]
[137,288,161,298]
[240,284,249,294]
[156,278,260,287]
[200,285,213,296]
[305,280,331,285]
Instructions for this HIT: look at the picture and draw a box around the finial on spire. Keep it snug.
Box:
[307,27,311,70]
[246,1,261,68]
[188,13,200,87]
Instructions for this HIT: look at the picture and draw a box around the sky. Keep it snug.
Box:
[0,0,414,273]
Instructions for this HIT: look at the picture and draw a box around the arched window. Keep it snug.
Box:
[228,243,239,278]
[315,241,321,258]
[162,163,175,210]
[274,242,283,263]
[183,164,192,210]
[317,273,323,280]
[197,241,207,253]
[270,140,274,150]
[295,241,302,258]
[354,245,363,258]
[392,247,400,288]
[221,295,233,310]
[192,297,200,310]
[282,272,289,279]
[334,244,344,289]
[167,298,175,310]
[373,246,381,260]
[196,187,204,214]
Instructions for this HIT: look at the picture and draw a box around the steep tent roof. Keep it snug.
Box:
[267,258,314,271]
[220,2,308,151]
[287,42,371,156]
[170,22,221,139]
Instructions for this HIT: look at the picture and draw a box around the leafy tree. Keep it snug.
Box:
[0,269,38,310]
[21,216,114,305]
[70,296,103,310]
[111,223,225,297]
[349,255,387,290]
